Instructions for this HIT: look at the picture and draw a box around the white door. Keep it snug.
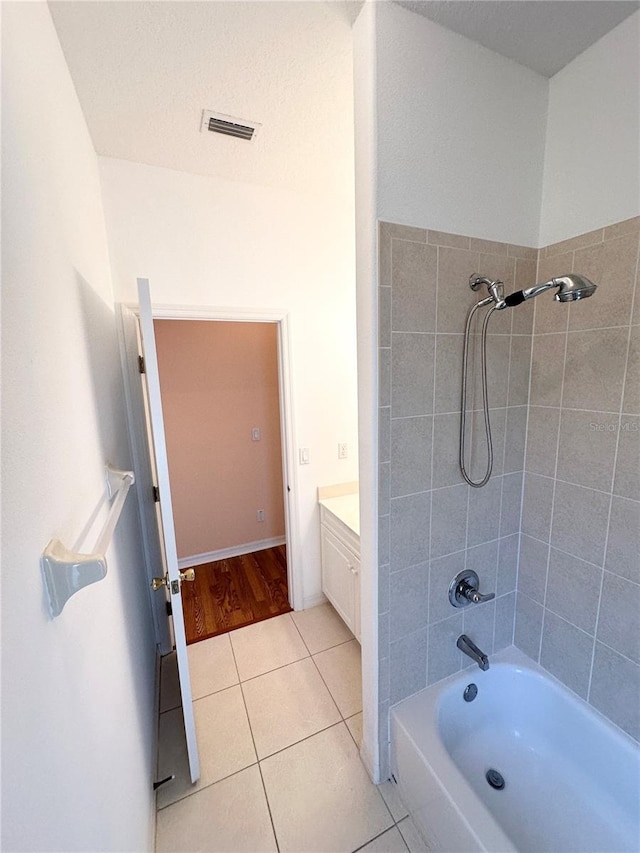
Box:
[117,303,173,654]
[137,277,200,783]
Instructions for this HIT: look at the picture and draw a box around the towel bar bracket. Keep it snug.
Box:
[40,464,135,618]
[105,465,134,500]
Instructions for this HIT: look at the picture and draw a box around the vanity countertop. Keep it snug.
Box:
[319,493,360,537]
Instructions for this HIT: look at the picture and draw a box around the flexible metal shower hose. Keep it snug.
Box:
[459,301,497,488]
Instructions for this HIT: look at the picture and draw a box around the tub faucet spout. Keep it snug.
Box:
[457,634,489,671]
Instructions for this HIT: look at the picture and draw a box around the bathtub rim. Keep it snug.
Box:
[390,644,640,852]
[393,644,640,752]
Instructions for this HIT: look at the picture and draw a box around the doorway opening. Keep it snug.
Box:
[153,316,295,643]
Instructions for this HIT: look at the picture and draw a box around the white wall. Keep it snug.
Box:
[375,2,548,246]
[539,10,640,246]
[99,157,359,607]
[353,0,380,782]
[1,5,156,850]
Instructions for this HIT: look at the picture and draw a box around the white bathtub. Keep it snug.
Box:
[391,646,640,853]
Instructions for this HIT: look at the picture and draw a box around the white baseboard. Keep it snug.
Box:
[302,592,327,610]
[178,536,286,569]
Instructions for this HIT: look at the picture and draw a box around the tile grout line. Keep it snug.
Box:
[425,245,440,687]
[352,822,409,853]
[542,601,599,642]
[511,236,542,646]
[343,710,364,752]
[494,257,517,652]
[514,255,540,648]
[292,617,360,719]
[519,532,605,571]
[308,644,357,724]
[460,257,474,649]
[537,265,572,662]
[259,719,347,763]
[586,235,640,701]
[232,637,358,690]
[536,322,634,334]
[155,760,260,812]
[520,471,631,500]
[228,627,281,853]
[289,609,356,723]
[523,403,630,416]
[595,636,640,669]
[459,250,488,665]
[156,638,251,814]
[521,535,640,589]
[396,534,509,570]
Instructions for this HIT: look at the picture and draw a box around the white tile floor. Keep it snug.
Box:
[155,604,427,852]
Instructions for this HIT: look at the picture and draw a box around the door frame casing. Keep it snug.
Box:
[122,301,304,647]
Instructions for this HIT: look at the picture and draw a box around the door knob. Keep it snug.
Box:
[151,569,195,591]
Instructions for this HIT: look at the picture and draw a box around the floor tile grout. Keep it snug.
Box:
[234,634,356,686]
[168,636,358,709]
[229,638,281,853]
[156,759,260,811]
[260,719,350,762]
[351,820,411,853]
[157,730,413,850]
[308,644,359,722]
[159,675,360,801]
[156,607,379,853]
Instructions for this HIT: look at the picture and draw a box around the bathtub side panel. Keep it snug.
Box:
[391,715,484,853]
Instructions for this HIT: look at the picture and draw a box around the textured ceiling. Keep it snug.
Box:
[49,1,357,196]
[50,0,638,191]
[396,1,639,77]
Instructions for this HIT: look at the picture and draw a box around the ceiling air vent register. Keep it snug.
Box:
[200,110,261,141]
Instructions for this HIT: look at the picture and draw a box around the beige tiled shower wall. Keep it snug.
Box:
[377,222,537,779]
[516,215,640,742]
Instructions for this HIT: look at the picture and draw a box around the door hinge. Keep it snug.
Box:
[165,600,172,616]
[138,355,146,374]
[152,486,160,502]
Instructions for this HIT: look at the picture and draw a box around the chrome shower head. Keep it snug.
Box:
[503,272,597,307]
[553,274,598,302]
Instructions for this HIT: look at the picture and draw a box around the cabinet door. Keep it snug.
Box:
[321,526,356,634]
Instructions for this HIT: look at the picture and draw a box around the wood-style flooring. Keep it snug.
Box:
[181,544,291,644]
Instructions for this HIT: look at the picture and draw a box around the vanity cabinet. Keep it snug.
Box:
[319,497,360,642]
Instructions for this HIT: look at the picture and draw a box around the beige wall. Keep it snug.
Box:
[155,320,285,559]
[377,221,537,779]
[517,216,640,740]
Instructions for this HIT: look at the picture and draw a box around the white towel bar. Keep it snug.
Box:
[41,465,135,618]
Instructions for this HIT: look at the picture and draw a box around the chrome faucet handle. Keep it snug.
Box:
[449,570,495,608]
[460,582,495,604]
